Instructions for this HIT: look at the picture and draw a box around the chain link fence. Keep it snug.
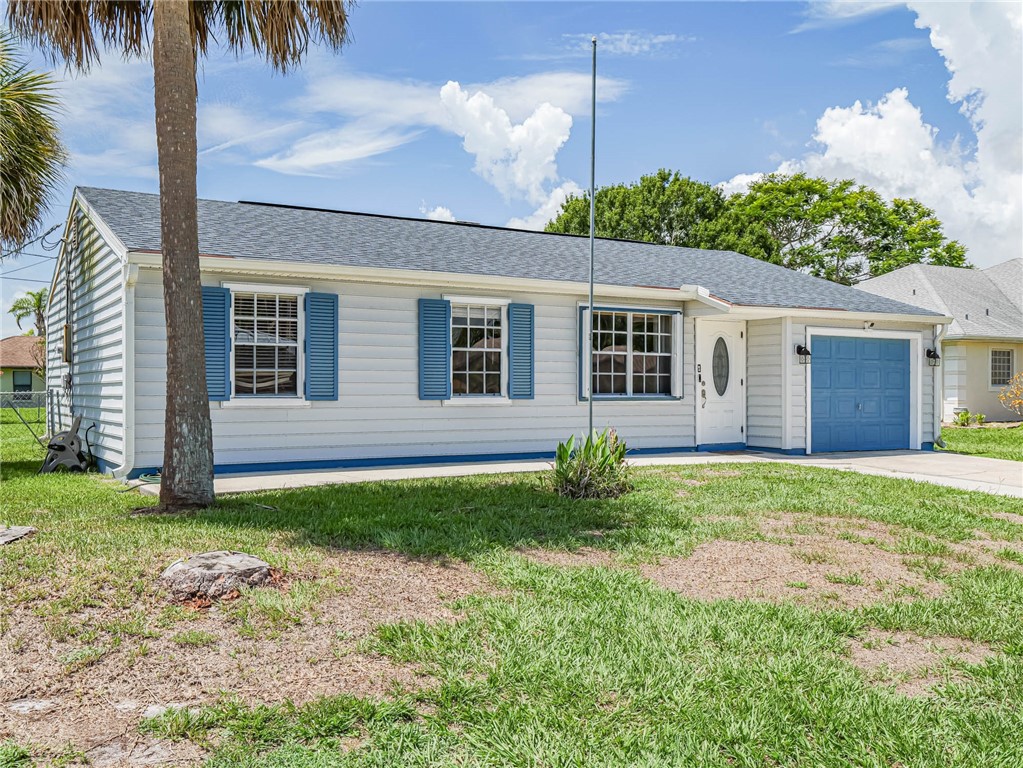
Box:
[1,391,46,425]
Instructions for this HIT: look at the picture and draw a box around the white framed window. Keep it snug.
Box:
[991,349,1013,388]
[583,307,681,399]
[450,301,506,397]
[224,283,307,400]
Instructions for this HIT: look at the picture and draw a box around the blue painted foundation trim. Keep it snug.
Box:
[93,456,114,474]
[921,442,935,451]
[126,444,703,480]
[747,446,808,456]
[697,442,747,452]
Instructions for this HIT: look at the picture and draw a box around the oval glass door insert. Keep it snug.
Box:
[712,337,729,396]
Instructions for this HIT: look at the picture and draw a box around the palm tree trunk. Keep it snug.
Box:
[153,1,214,509]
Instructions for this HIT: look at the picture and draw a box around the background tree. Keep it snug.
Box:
[548,170,968,285]
[8,1,353,511]
[0,31,66,254]
[8,286,47,337]
[729,173,968,284]
[545,170,729,247]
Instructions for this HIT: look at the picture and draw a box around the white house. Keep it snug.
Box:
[47,187,950,478]
[859,260,1022,422]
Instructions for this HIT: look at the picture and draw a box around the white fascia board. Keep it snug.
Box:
[725,304,952,325]
[126,251,727,308]
[942,333,1023,343]
[73,189,130,261]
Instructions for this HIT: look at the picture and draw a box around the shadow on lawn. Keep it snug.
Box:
[144,476,654,560]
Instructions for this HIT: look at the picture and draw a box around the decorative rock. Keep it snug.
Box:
[7,698,56,714]
[159,550,271,600]
[0,526,36,545]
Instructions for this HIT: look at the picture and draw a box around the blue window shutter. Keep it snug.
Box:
[304,292,339,401]
[419,298,451,400]
[507,303,535,399]
[201,286,231,401]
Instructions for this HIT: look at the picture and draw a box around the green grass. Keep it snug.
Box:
[941,425,1023,461]
[4,424,1023,766]
[170,629,218,647]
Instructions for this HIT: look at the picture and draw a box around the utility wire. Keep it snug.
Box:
[0,258,56,277]
[0,223,62,259]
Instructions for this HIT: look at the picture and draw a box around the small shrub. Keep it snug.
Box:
[974,412,986,425]
[547,429,632,499]
[998,372,1023,417]
[953,410,973,427]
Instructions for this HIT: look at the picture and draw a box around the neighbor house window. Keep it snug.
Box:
[451,303,503,396]
[12,370,32,392]
[233,292,300,396]
[991,349,1013,388]
[590,310,675,397]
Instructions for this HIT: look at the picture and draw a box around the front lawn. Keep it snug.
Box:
[3,424,1023,766]
[941,424,1023,462]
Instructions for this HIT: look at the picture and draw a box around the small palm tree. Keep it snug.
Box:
[9,287,48,337]
[7,1,353,510]
[0,31,66,253]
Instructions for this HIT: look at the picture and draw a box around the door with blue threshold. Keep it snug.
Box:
[811,335,910,453]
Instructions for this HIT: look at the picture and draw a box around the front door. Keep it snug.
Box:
[696,320,746,446]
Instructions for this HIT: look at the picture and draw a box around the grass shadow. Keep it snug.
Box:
[142,475,653,560]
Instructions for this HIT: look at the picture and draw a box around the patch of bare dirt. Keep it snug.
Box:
[0,551,488,756]
[643,514,947,608]
[991,511,1023,526]
[521,547,617,569]
[847,629,994,697]
[643,539,944,608]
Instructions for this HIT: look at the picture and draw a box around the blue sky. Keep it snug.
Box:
[2,1,1020,333]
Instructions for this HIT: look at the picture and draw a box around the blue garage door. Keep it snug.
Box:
[811,335,910,452]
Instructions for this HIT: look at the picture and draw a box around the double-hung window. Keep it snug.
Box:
[233,291,301,396]
[991,349,1013,388]
[582,308,681,399]
[450,302,504,396]
[202,283,338,403]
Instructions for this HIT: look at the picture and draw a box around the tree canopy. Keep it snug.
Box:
[0,32,66,253]
[545,170,968,284]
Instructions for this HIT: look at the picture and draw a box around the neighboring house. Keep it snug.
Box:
[47,187,949,478]
[0,334,44,400]
[859,260,1023,422]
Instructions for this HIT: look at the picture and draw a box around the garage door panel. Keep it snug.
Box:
[835,338,857,359]
[860,367,881,389]
[836,367,857,388]
[833,395,857,419]
[811,335,910,452]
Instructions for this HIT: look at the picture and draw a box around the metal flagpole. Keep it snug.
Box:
[587,36,596,439]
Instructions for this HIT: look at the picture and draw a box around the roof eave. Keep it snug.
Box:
[127,251,732,309]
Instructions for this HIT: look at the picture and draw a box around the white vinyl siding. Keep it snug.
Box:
[746,318,784,449]
[45,207,127,470]
[131,271,698,470]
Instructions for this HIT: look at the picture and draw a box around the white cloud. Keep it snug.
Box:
[439,82,574,206]
[831,36,928,67]
[563,31,688,57]
[506,181,583,231]
[255,122,422,176]
[792,1,903,33]
[724,2,1022,268]
[422,205,456,222]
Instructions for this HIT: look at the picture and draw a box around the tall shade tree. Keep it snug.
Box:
[8,1,353,510]
[0,31,66,254]
[8,286,48,337]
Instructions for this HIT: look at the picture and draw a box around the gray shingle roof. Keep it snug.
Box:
[858,261,1022,339]
[79,186,939,317]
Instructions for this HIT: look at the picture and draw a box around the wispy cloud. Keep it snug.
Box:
[831,36,929,68]
[255,123,423,176]
[791,1,903,33]
[520,30,692,61]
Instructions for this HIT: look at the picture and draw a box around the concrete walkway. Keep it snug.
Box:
[137,450,1022,498]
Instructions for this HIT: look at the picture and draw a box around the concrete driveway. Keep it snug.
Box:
[757,450,1023,498]
[138,450,1022,498]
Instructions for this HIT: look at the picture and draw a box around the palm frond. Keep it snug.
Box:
[0,32,67,252]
